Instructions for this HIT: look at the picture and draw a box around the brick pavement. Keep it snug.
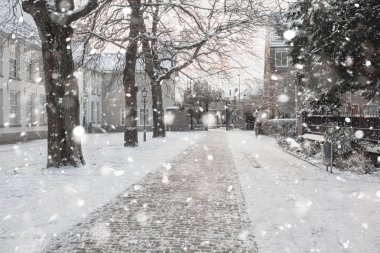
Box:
[44,131,257,252]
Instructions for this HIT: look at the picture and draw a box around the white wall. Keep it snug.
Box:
[0,37,46,135]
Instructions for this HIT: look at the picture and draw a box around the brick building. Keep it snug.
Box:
[263,29,297,119]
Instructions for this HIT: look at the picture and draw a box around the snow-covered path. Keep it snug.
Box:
[0,132,204,253]
[2,130,380,253]
[43,131,257,252]
[228,131,380,253]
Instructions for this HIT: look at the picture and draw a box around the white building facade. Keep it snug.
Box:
[0,34,47,143]
[0,34,104,143]
[76,68,103,130]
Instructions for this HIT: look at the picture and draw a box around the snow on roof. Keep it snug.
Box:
[269,30,287,47]
[84,53,145,72]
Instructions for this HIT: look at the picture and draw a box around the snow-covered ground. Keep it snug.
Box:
[2,130,380,253]
[0,132,204,253]
[229,131,380,253]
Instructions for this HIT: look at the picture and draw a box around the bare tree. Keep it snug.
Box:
[75,0,143,146]
[139,0,267,137]
[67,0,267,142]
[14,0,100,167]
[122,0,141,146]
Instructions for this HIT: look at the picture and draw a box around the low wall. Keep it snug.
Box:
[0,130,48,144]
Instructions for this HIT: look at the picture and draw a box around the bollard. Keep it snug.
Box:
[321,141,333,173]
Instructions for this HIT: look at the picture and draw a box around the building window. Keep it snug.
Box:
[120,108,126,125]
[0,89,3,126]
[9,43,20,79]
[39,94,46,124]
[97,102,101,123]
[97,81,101,96]
[25,49,36,81]
[351,104,359,115]
[275,51,288,67]
[37,59,43,81]
[368,104,379,116]
[83,71,87,92]
[82,101,87,126]
[139,108,150,126]
[0,43,3,76]
[25,94,35,124]
[91,101,95,122]
[9,90,19,125]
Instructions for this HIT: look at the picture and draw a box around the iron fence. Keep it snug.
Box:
[305,115,380,141]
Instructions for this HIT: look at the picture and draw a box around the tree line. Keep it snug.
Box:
[277,0,379,111]
[5,0,268,168]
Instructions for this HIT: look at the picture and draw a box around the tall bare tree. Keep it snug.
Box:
[139,0,267,137]
[123,0,141,146]
[76,0,142,146]
[74,0,267,142]
[17,0,100,167]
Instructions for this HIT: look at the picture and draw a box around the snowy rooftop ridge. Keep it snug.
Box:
[84,53,145,72]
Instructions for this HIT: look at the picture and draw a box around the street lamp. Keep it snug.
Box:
[141,87,148,142]
[237,74,241,127]
[225,99,230,131]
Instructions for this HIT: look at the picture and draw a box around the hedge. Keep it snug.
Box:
[261,119,296,137]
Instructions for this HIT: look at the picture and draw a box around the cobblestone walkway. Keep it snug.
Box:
[44,131,257,252]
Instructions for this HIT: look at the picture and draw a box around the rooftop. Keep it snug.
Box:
[269,30,288,47]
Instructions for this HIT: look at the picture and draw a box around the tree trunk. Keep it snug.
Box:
[205,101,209,131]
[123,79,138,147]
[42,27,84,167]
[123,0,140,147]
[21,0,100,168]
[151,83,166,137]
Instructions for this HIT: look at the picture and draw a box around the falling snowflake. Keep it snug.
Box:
[341,240,350,249]
[354,130,364,139]
[238,230,249,240]
[162,173,169,184]
[283,30,296,40]
[114,170,125,177]
[271,75,279,80]
[278,94,290,103]
[77,198,85,207]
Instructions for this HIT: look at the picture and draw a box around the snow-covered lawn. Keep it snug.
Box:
[229,131,380,253]
[3,130,380,253]
[0,132,204,253]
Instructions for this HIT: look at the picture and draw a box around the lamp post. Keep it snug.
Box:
[141,87,148,142]
[236,74,239,127]
[225,99,229,131]
[238,74,241,104]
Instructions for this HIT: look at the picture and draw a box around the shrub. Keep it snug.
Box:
[277,125,376,174]
[261,119,296,137]
[299,137,321,157]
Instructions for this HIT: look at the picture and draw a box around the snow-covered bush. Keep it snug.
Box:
[335,148,375,174]
[324,127,354,158]
[277,136,302,153]
[321,127,375,173]
[299,137,321,157]
[277,126,376,174]
[261,119,296,137]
